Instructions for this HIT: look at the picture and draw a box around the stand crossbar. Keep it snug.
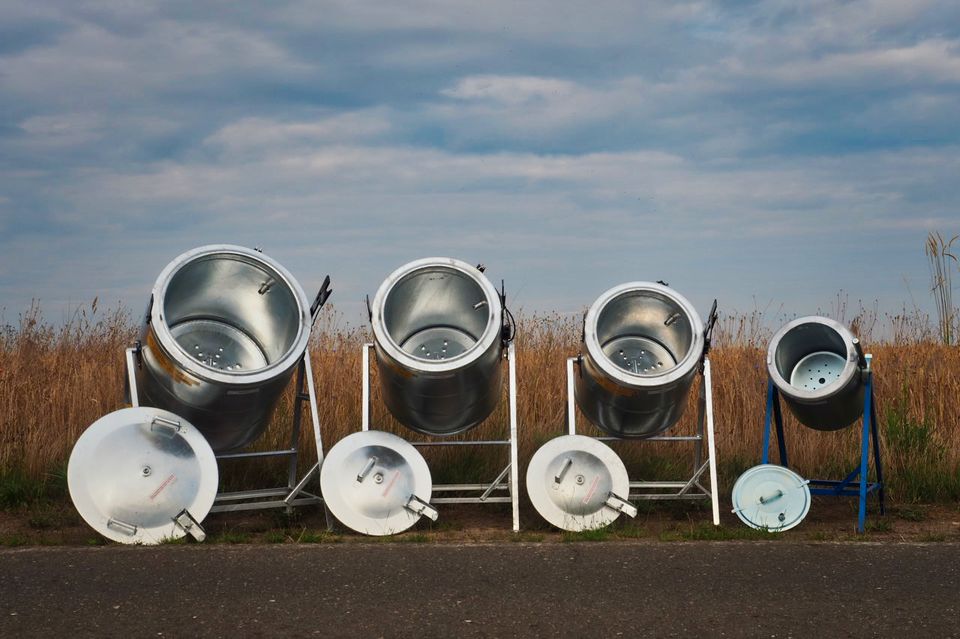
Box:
[565,355,721,525]
[360,342,521,532]
[760,357,885,533]
[125,346,329,516]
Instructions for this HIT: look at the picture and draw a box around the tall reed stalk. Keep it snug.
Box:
[925,232,958,345]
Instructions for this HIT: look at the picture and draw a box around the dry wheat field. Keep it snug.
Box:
[1,301,959,507]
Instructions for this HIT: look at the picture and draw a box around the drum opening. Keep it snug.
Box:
[773,323,847,391]
[162,253,302,373]
[382,265,492,362]
[595,290,695,376]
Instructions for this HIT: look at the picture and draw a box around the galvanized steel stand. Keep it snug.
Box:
[564,355,721,526]
[761,354,885,533]
[125,346,329,514]
[360,341,521,532]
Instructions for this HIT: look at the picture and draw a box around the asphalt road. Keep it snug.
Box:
[1,542,957,638]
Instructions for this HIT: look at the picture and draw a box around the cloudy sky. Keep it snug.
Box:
[1,1,958,326]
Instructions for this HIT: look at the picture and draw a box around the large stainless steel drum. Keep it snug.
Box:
[767,316,866,430]
[575,282,705,438]
[369,257,504,436]
[136,245,312,452]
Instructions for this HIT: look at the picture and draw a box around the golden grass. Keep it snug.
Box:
[2,303,958,502]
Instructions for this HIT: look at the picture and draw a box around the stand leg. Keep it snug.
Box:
[302,350,334,531]
[761,381,774,465]
[566,357,577,436]
[857,373,873,533]
[773,392,788,467]
[703,358,721,526]
[694,373,705,479]
[870,391,885,515]
[508,343,520,533]
[125,348,140,408]
[362,343,372,432]
[285,361,306,513]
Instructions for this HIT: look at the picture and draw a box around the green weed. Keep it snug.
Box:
[561,528,610,542]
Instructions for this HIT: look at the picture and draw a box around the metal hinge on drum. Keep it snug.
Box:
[604,492,638,518]
[405,495,439,522]
[173,509,207,542]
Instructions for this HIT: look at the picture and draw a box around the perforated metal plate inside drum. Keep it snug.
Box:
[68,408,218,544]
[731,464,811,532]
[789,351,846,391]
[320,431,434,536]
[526,435,632,532]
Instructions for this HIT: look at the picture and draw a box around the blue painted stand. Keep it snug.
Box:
[761,368,885,533]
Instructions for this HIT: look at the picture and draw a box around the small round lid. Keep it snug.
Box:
[731,464,811,532]
[320,431,433,536]
[526,435,631,532]
[68,407,219,544]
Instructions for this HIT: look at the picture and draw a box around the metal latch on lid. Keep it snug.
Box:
[404,495,439,521]
[173,509,207,542]
[605,492,638,518]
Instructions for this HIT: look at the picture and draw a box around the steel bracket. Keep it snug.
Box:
[405,495,440,522]
[173,509,207,542]
[605,492,638,518]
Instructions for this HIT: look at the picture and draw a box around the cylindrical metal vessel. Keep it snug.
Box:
[575,282,705,438]
[136,245,312,452]
[370,257,504,436]
[767,316,866,431]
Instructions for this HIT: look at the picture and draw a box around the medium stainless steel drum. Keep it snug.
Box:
[575,282,705,438]
[369,257,504,436]
[767,316,866,430]
[68,407,218,544]
[135,245,312,452]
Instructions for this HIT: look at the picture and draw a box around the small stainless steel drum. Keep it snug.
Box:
[320,431,436,536]
[576,282,705,438]
[369,257,504,436]
[136,245,312,452]
[68,407,218,544]
[767,316,866,430]
[526,435,635,531]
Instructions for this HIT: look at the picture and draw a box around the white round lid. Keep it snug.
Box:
[320,430,433,536]
[526,435,631,532]
[731,464,811,532]
[68,407,219,544]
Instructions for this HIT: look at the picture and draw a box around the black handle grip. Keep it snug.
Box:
[699,299,719,372]
[310,275,333,321]
[853,338,867,369]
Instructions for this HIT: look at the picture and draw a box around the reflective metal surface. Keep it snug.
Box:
[526,435,632,531]
[731,464,811,532]
[136,245,312,451]
[68,407,218,544]
[767,316,865,430]
[370,257,504,436]
[320,431,434,536]
[576,282,705,438]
